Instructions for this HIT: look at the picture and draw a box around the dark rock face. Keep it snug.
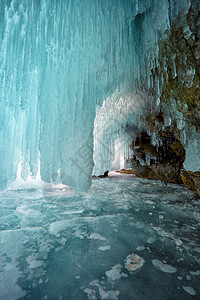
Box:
[131,129,185,184]
[181,170,200,197]
[98,171,109,178]
[132,164,182,184]
[130,0,200,196]
[116,169,134,174]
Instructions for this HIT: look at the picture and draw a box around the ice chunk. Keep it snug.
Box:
[152,259,177,273]
[49,220,73,235]
[105,264,124,281]
[89,233,107,241]
[26,254,43,269]
[84,288,97,300]
[136,246,145,251]
[98,246,111,251]
[125,253,145,272]
[89,280,120,300]
[147,237,156,244]
[152,227,182,246]
[189,270,200,276]
[183,286,196,296]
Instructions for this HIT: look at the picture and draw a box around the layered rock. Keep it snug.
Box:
[130,125,185,184]
[180,170,200,197]
[130,0,200,196]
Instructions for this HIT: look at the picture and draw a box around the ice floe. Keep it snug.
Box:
[89,233,107,241]
[189,270,200,276]
[89,280,120,300]
[105,264,127,281]
[125,253,145,272]
[152,259,177,273]
[98,246,111,251]
[183,286,196,296]
[152,227,182,246]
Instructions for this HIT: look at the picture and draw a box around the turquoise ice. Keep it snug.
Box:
[0,0,191,191]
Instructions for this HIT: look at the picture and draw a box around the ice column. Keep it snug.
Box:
[0,0,138,190]
[0,0,191,190]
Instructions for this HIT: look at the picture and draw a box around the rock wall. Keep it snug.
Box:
[131,0,200,197]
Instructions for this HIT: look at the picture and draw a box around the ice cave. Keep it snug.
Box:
[0,0,200,299]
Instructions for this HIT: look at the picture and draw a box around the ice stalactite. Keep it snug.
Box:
[93,0,192,176]
[0,0,192,190]
[93,90,152,175]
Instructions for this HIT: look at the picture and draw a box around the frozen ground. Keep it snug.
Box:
[0,173,200,300]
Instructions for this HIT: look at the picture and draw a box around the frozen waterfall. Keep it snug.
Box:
[0,0,191,190]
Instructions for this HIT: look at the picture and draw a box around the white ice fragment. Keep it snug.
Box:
[183,286,196,296]
[84,288,97,300]
[186,275,191,281]
[129,222,135,226]
[105,264,124,281]
[136,246,145,251]
[147,237,156,244]
[177,276,183,280]
[89,280,120,300]
[136,222,145,229]
[125,253,145,272]
[26,255,43,269]
[98,287,109,300]
[89,280,100,286]
[55,247,63,252]
[152,227,182,246]
[74,229,87,239]
[106,290,120,300]
[189,270,200,276]
[49,220,73,235]
[98,246,111,251]
[89,233,106,241]
[60,238,67,246]
[145,200,154,205]
[152,259,177,273]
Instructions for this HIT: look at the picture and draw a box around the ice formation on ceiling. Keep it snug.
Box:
[0,0,191,190]
[93,90,152,175]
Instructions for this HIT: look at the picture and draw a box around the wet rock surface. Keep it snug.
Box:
[181,170,200,198]
[130,0,200,196]
[130,129,185,184]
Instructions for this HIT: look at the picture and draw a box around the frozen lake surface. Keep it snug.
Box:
[0,173,200,300]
